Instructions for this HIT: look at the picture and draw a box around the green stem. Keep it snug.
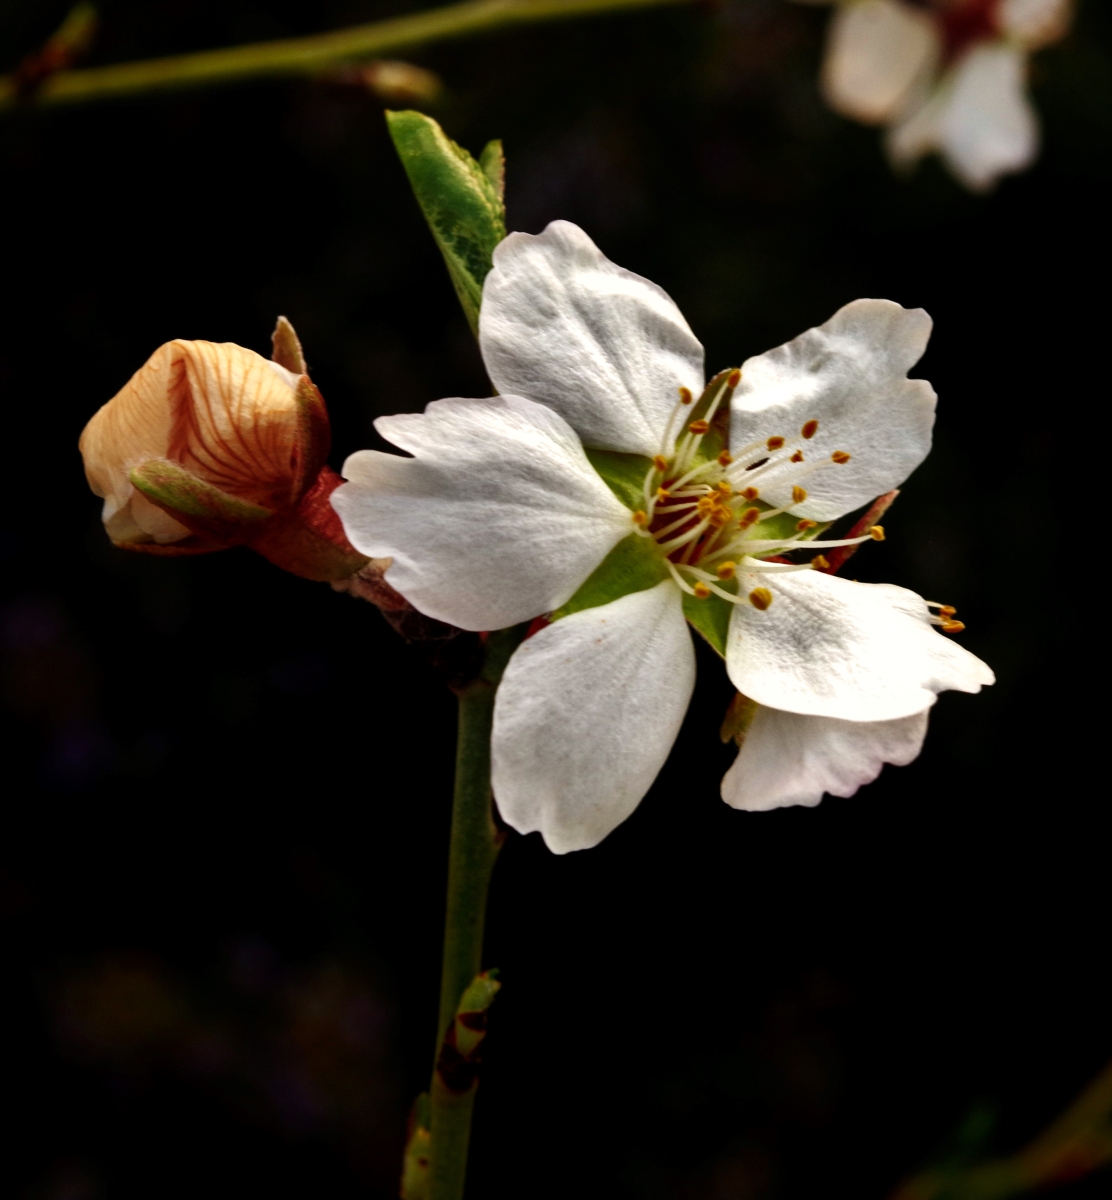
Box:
[0,0,690,110]
[428,627,521,1200]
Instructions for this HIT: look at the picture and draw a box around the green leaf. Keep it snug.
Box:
[683,590,731,658]
[478,139,505,203]
[129,459,273,525]
[552,533,668,620]
[584,448,652,512]
[386,110,506,336]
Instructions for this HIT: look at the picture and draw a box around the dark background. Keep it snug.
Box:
[1,1,1109,1197]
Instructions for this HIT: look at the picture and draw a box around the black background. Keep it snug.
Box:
[1,1,1109,1197]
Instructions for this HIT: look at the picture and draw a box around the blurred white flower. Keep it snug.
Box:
[333,222,993,852]
[810,0,1072,189]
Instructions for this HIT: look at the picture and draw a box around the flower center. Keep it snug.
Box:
[629,375,882,612]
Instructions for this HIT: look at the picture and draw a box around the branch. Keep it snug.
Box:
[0,0,690,110]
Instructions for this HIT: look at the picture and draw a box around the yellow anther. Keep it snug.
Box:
[869,525,885,541]
[831,450,851,464]
[696,496,716,514]
[741,486,759,501]
[717,481,732,496]
[941,620,966,634]
[656,487,671,501]
[801,419,819,439]
[727,369,742,388]
[653,454,669,473]
[739,507,760,529]
[796,519,817,532]
[748,587,773,611]
[939,604,957,617]
[632,510,648,526]
[693,582,711,599]
[790,450,804,463]
[689,419,710,435]
[811,554,830,570]
[718,450,734,467]
[716,561,737,580]
[679,387,693,405]
[791,485,808,504]
[767,436,785,451]
[709,506,732,528]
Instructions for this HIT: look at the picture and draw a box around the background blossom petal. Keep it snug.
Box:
[726,563,994,721]
[332,395,632,631]
[721,706,929,811]
[492,581,694,854]
[821,0,939,124]
[479,221,705,456]
[889,44,1037,191]
[730,299,935,520]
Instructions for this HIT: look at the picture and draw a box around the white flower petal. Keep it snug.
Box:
[492,581,695,854]
[726,562,994,721]
[479,221,705,457]
[821,0,939,124]
[721,705,929,811]
[730,299,935,521]
[890,45,1037,191]
[332,395,632,631]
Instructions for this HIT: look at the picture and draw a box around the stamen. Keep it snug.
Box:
[657,516,712,555]
[801,419,818,439]
[796,519,817,532]
[738,507,760,530]
[692,582,711,600]
[831,451,851,464]
[717,562,736,580]
[869,525,885,541]
[632,510,647,526]
[811,554,830,569]
[664,559,698,596]
[718,450,733,467]
[741,487,759,501]
[792,486,808,504]
[790,450,804,463]
[656,487,671,501]
[939,605,957,617]
[717,481,732,496]
[689,419,710,435]
[767,436,785,451]
[748,587,773,611]
[679,387,693,405]
[653,455,669,473]
[941,620,966,634]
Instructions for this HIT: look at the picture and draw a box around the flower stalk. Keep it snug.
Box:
[0,0,689,111]
[426,626,523,1200]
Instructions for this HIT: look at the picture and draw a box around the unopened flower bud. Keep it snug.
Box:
[79,319,367,582]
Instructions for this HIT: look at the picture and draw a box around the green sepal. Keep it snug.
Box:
[683,589,732,658]
[683,368,738,467]
[552,533,668,621]
[129,459,273,528]
[584,448,653,512]
[749,511,830,545]
[386,110,506,336]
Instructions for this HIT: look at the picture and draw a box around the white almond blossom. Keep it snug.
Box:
[332,221,993,853]
[808,0,1072,190]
